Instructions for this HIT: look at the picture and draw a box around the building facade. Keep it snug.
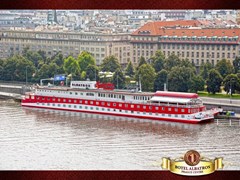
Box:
[0,29,131,66]
[131,20,240,66]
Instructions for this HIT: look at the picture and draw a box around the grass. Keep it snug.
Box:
[198,91,240,99]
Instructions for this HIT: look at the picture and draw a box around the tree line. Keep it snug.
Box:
[0,47,240,94]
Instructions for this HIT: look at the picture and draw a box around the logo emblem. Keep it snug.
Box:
[161,150,223,176]
[184,150,201,166]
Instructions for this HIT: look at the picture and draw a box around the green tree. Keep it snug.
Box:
[206,69,223,94]
[125,60,135,77]
[52,52,64,67]
[101,55,121,72]
[137,56,147,70]
[233,56,240,73]
[24,50,44,69]
[152,50,165,72]
[77,51,96,72]
[63,56,80,77]
[34,63,59,81]
[200,62,213,81]
[112,68,125,89]
[3,55,36,82]
[86,65,99,81]
[223,74,240,95]
[189,75,205,93]
[154,69,168,91]
[164,53,181,71]
[135,64,156,92]
[168,66,194,92]
[215,59,234,79]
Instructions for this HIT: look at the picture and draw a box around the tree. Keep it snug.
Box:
[86,65,99,81]
[52,52,64,67]
[233,56,240,73]
[63,56,80,78]
[112,68,125,89]
[154,69,168,91]
[34,63,59,81]
[215,59,234,79]
[168,66,194,92]
[164,53,181,71]
[200,62,213,81]
[135,64,156,92]
[101,55,121,72]
[137,56,147,70]
[206,69,223,94]
[77,51,96,72]
[189,75,205,93]
[223,74,240,95]
[125,60,135,77]
[2,55,36,82]
[152,50,165,72]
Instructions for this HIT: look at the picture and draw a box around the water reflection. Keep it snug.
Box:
[23,107,205,137]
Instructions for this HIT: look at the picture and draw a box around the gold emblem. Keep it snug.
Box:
[161,150,223,176]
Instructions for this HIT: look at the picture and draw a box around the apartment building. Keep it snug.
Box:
[0,29,131,66]
[131,20,240,67]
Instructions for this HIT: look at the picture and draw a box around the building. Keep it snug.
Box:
[0,28,131,66]
[131,20,240,67]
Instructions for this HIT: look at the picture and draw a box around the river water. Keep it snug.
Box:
[0,100,240,170]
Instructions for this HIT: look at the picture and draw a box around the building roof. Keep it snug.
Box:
[132,20,201,36]
[132,20,240,39]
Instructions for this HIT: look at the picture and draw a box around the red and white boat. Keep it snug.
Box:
[21,81,219,124]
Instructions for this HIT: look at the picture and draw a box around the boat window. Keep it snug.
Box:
[85,101,88,104]
[175,108,178,112]
[96,102,99,105]
[70,92,72,95]
[63,99,66,102]
[79,106,82,109]
[181,109,185,112]
[96,107,99,110]
[125,104,128,107]
[75,92,78,95]
[149,106,152,110]
[80,100,82,103]
[53,98,56,101]
[143,106,146,109]
[85,106,88,109]
[162,107,165,110]
[131,111,134,113]
[101,102,105,105]
[42,97,45,100]
[137,105,140,108]
[58,104,61,107]
[119,104,122,107]
[155,107,159,110]
[69,100,71,103]
[107,103,110,106]
[74,105,77,108]
[68,105,71,108]
[74,100,77,103]
[90,101,93,104]
[113,103,116,106]
[131,105,134,108]
[168,108,171,111]
[125,110,128,113]
[181,115,184,118]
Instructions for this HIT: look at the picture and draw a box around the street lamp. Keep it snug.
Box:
[230,78,234,104]
[25,66,28,86]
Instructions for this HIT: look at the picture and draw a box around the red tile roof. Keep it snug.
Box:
[132,20,240,38]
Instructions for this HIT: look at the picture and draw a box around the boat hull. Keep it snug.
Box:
[21,102,214,124]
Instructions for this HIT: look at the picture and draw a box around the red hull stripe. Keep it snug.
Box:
[21,104,212,124]
[154,91,198,98]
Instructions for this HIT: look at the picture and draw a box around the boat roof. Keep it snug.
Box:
[36,86,154,96]
[150,96,192,103]
[154,91,198,99]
